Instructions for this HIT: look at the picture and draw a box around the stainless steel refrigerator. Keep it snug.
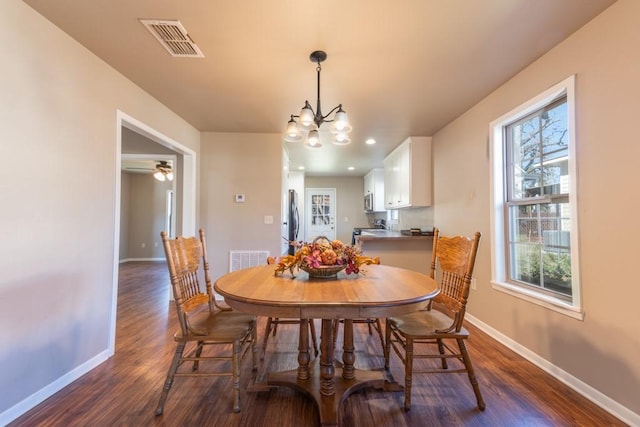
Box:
[287,189,299,255]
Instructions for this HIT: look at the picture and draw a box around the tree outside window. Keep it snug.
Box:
[506,98,572,298]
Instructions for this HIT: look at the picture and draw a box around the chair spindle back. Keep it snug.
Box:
[161,231,208,336]
[429,228,481,332]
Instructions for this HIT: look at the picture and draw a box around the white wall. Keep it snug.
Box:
[124,173,173,260]
[199,132,283,282]
[0,1,199,422]
[432,0,640,421]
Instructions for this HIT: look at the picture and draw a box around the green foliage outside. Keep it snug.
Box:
[516,247,572,295]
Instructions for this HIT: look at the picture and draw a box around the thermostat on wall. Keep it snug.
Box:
[235,194,245,203]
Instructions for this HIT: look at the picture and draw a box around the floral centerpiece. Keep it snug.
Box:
[274,236,379,279]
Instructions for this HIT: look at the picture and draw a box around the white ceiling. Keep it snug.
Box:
[24,0,616,175]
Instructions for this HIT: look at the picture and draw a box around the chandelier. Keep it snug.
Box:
[283,50,352,148]
[153,161,174,182]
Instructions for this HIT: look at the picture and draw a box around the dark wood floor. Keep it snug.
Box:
[9,261,625,427]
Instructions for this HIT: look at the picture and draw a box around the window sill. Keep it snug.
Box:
[491,280,584,321]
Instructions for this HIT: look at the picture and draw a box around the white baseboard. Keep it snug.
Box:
[0,350,110,426]
[465,314,639,426]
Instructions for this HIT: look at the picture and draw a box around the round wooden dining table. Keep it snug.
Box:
[214,264,439,426]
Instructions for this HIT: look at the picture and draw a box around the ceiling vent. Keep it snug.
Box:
[139,19,204,58]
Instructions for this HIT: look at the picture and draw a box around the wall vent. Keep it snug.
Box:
[229,251,270,272]
[139,19,204,58]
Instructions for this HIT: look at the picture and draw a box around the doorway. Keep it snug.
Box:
[121,153,177,261]
[305,188,336,241]
[109,110,197,355]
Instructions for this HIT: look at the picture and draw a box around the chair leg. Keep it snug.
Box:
[308,319,319,357]
[404,337,414,411]
[261,317,274,359]
[384,319,391,370]
[251,322,258,371]
[373,319,385,351]
[232,339,241,413]
[193,341,204,371]
[457,338,485,411]
[437,338,448,369]
[332,319,340,349]
[155,341,186,416]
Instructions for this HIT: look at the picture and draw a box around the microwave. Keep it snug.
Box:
[364,193,373,212]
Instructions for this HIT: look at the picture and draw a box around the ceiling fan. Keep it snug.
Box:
[153,161,174,182]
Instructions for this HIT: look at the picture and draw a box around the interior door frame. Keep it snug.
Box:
[110,110,197,355]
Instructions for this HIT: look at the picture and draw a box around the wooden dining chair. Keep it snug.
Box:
[155,229,257,416]
[263,256,318,357]
[384,228,485,411]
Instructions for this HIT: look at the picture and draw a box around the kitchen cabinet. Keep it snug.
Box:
[363,168,385,212]
[384,136,432,209]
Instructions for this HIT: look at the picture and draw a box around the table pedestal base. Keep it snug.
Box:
[252,318,402,426]
[267,364,401,426]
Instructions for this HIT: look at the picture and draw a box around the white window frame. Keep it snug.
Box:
[489,75,583,320]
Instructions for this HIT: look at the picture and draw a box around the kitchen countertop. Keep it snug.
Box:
[357,230,433,241]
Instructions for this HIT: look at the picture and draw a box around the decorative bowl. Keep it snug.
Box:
[300,264,346,279]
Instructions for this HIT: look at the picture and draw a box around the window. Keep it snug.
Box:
[490,76,582,319]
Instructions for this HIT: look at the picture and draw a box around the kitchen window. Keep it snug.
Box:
[489,75,583,319]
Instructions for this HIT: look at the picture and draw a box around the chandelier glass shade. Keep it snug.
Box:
[283,50,352,147]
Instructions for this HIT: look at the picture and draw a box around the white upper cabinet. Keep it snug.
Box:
[363,168,385,212]
[383,137,432,209]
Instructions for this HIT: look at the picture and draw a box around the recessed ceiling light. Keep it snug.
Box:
[348,166,355,171]
[365,138,376,145]
[298,166,305,170]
